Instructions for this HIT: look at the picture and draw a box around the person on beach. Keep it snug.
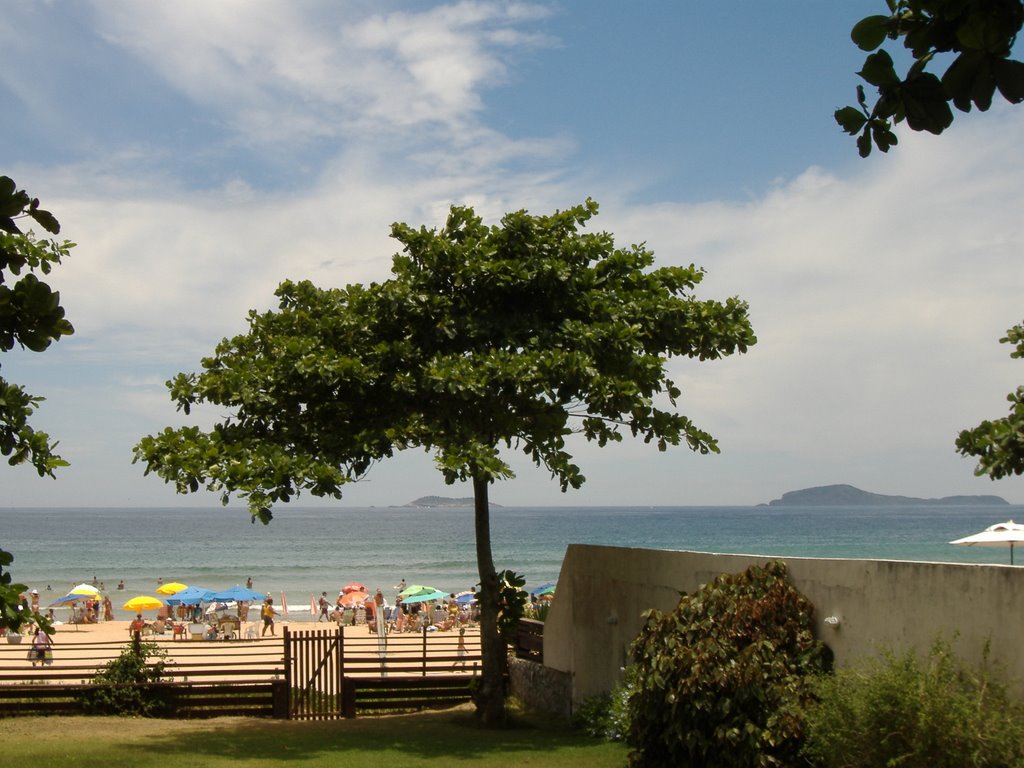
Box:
[317,592,330,622]
[453,627,467,669]
[31,627,52,667]
[260,597,277,636]
[246,576,253,589]
[129,613,146,635]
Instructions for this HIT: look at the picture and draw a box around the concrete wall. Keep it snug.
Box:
[543,544,1024,706]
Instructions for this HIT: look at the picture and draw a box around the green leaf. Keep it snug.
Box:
[994,58,1024,104]
[858,50,899,88]
[850,15,890,51]
[834,106,868,135]
[28,208,60,235]
[902,72,954,133]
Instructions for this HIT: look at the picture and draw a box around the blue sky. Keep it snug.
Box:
[3,1,1024,509]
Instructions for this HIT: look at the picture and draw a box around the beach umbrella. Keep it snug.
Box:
[342,582,366,594]
[398,584,436,599]
[123,595,165,612]
[165,586,214,606]
[339,590,370,607]
[208,585,265,602]
[156,582,189,595]
[68,584,101,597]
[399,589,448,605]
[530,582,556,597]
[454,592,477,605]
[950,520,1024,564]
[49,594,86,606]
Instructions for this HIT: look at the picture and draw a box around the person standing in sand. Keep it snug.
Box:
[317,592,330,622]
[31,626,52,667]
[260,597,277,637]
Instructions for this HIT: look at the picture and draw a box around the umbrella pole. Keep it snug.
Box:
[1013,542,1015,566]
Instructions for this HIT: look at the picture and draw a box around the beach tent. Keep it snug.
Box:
[950,520,1024,564]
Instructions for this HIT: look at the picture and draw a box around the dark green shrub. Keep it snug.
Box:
[78,639,171,716]
[574,665,637,741]
[626,560,830,768]
[802,638,1024,768]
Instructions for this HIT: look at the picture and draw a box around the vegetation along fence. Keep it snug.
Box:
[0,624,481,719]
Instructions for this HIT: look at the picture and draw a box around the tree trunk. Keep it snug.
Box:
[472,473,506,726]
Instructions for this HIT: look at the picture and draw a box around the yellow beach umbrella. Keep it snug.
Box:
[123,595,164,612]
[156,582,188,595]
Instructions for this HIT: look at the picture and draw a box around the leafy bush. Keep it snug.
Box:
[626,560,831,768]
[575,665,637,742]
[79,640,171,716]
[802,638,1024,768]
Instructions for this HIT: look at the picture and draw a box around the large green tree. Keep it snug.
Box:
[0,175,73,635]
[836,0,1024,157]
[134,199,755,724]
[0,175,74,476]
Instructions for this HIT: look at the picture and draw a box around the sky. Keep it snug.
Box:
[3,0,1024,509]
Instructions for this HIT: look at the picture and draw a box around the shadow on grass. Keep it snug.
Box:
[107,705,624,766]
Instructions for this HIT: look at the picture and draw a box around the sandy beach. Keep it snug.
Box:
[1,618,481,683]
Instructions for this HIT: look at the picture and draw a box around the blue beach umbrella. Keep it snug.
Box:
[165,586,214,606]
[530,582,556,597]
[208,585,265,603]
[455,592,477,604]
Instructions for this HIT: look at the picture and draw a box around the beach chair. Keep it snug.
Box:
[172,623,187,640]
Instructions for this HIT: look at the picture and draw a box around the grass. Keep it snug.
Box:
[0,704,628,768]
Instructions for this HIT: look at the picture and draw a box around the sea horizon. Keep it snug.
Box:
[4,503,1020,620]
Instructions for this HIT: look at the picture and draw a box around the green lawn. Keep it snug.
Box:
[0,706,627,768]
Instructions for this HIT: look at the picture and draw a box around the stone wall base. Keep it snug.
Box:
[508,656,572,721]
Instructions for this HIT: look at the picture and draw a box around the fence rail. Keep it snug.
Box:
[0,624,483,719]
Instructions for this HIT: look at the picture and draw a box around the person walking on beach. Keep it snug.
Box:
[31,626,52,667]
[317,592,329,622]
[260,597,277,637]
[453,627,467,669]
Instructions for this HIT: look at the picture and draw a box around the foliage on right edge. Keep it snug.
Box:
[802,637,1024,768]
[956,321,1024,479]
[625,561,831,768]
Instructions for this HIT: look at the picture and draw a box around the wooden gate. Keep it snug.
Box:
[283,626,344,719]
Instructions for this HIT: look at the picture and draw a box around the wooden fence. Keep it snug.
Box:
[0,623,482,719]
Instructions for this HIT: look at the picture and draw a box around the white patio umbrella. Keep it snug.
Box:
[950,520,1024,564]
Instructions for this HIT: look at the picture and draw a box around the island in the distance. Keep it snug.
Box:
[766,484,1008,506]
[403,496,503,508]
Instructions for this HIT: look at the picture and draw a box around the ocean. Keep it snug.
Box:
[2,503,1020,620]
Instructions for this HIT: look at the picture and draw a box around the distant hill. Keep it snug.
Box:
[767,484,1008,506]
[404,496,502,508]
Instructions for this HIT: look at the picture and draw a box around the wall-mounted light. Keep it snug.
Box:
[824,615,841,629]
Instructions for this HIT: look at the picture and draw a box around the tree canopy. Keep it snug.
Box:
[134,199,755,722]
[0,175,75,477]
[836,0,1024,156]
[0,174,72,635]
